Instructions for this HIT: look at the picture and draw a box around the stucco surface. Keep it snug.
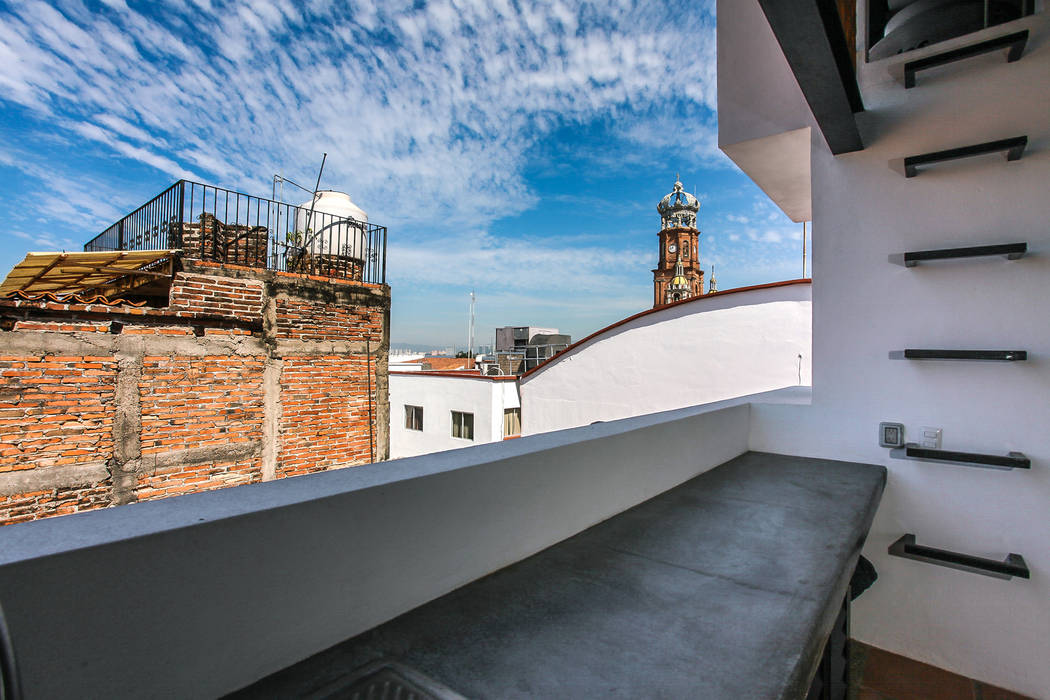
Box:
[719,4,1050,696]
[521,282,811,434]
[230,452,885,699]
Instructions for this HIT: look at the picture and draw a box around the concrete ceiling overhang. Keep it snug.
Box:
[722,127,812,223]
[757,0,864,155]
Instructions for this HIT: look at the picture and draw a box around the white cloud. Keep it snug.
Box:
[747,228,784,244]
[0,0,718,230]
[0,0,771,344]
[388,229,649,297]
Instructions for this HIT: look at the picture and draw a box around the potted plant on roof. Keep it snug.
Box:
[285,229,311,272]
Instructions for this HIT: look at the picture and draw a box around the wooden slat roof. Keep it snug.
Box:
[0,250,175,295]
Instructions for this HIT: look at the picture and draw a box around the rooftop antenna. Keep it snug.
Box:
[468,290,476,358]
[304,152,328,240]
[271,174,314,203]
[802,221,808,278]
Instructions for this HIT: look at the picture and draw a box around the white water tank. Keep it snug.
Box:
[295,190,368,261]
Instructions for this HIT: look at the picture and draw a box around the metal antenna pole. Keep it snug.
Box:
[468,290,476,358]
[273,174,315,201]
[802,221,808,278]
[303,153,328,244]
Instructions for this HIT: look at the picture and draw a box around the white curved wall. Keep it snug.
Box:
[520,283,812,435]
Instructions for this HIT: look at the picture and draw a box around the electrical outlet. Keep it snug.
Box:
[879,422,905,448]
[920,426,942,449]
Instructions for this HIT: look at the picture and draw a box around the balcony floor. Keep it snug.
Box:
[228,451,886,698]
[849,641,1034,700]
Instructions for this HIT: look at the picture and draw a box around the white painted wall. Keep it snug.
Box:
[716,0,816,149]
[0,397,751,699]
[389,373,519,458]
[520,283,812,435]
[719,4,1050,696]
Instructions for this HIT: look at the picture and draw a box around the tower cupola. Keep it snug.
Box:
[657,178,700,230]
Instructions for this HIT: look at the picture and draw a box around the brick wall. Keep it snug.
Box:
[0,482,111,526]
[139,355,265,455]
[275,297,384,341]
[0,259,390,526]
[136,459,259,502]
[0,355,117,525]
[278,355,378,478]
[0,355,116,471]
[169,272,264,321]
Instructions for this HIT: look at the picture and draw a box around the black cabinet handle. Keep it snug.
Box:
[904,136,1027,177]
[891,242,1026,267]
[904,31,1029,89]
[889,534,1029,580]
[890,349,1027,361]
[890,443,1029,470]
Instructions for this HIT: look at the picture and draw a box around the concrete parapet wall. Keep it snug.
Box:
[0,394,752,698]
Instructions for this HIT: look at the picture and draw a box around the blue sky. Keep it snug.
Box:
[0,0,809,348]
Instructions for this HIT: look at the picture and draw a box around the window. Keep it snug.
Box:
[503,408,521,437]
[405,405,423,431]
[451,411,474,440]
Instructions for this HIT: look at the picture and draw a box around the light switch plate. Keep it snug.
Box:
[920,426,942,449]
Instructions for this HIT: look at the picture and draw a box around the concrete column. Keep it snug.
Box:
[110,353,142,505]
[261,359,281,482]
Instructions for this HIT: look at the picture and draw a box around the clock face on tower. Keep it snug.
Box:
[667,243,677,254]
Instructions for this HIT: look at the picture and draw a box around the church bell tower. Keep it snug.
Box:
[653,178,704,306]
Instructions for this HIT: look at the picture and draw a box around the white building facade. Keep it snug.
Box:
[520,280,812,435]
[718,3,1049,696]
[389,372,521,459]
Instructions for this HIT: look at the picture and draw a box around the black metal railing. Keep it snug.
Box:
[83,180,387,285]
[84,181,184,253]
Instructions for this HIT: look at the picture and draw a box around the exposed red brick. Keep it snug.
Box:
[135,459,261,501]
[0,263,388,527]
[169,272,265,321]
[139,356,265,455]
[0,356,116,474]
[278,355,377,477]
[0,480,112,525]
[275,298,384,342]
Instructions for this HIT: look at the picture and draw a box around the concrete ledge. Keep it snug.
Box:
[0,330,267,358]
[0,461,109,496]
[230,452,886,699]
[272,339,382,356]
[0,394,757,698]
[140,441,263,473]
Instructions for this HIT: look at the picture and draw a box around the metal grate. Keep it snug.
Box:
[321,662,465,700]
